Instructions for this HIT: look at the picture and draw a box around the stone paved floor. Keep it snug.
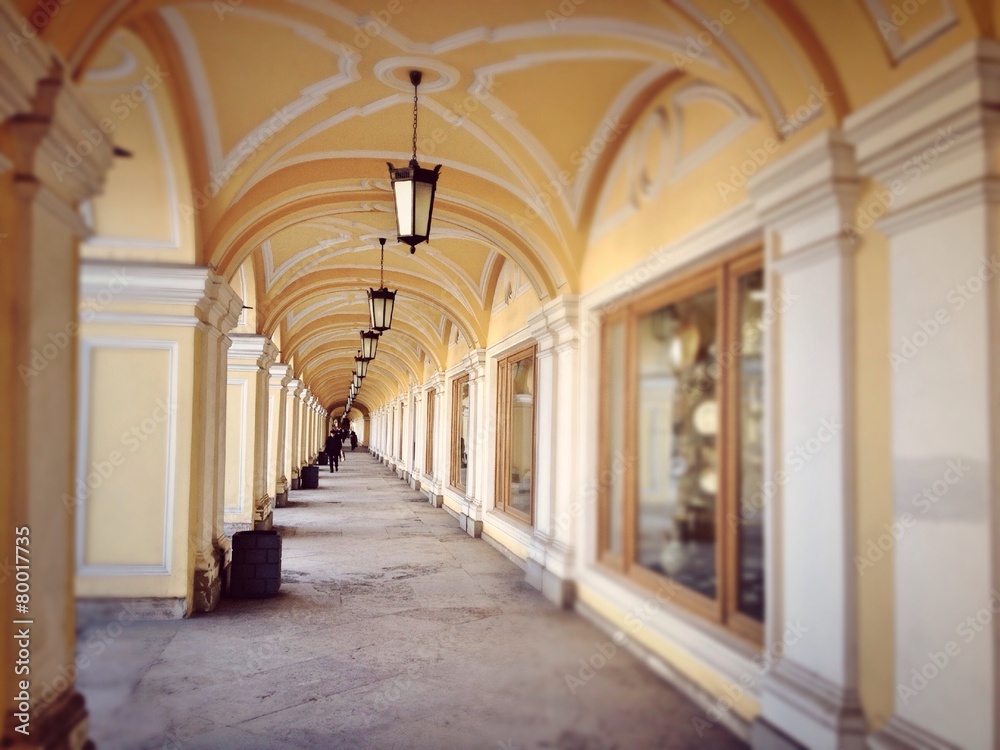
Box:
[77,452,748,750]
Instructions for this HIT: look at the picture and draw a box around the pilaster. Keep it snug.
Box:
[1,39,111,749]
[462,349,488,537]
[746,130,864,750]
[845,39,1000,750]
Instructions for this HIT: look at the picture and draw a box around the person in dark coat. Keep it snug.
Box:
[349,430,358,451]
[325,430,343,472]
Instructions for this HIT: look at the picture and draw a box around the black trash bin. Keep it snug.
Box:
[317,451,328,465]
[229,530,281,598]
[300,464,320,489]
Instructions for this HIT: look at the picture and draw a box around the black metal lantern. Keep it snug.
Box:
[355,351,369,379]
[353,373,362,390]
[387,70,441,253]
[360,329,380,360]
[368,237,396,332]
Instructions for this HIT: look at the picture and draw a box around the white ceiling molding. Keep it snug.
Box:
[861,0,957,63]
[672,0,785,131]
[670,83,758,183]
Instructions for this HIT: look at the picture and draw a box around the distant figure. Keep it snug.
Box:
[350,430,358,451]
[325,430,343,472]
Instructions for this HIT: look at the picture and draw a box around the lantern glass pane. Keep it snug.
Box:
[414,180,434,238]
[393,179,414,237]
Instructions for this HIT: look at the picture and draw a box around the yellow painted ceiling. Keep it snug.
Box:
[40,0,986,411]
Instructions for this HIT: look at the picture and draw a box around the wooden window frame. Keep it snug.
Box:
[425,389,435,477]
[450,374,470,492]
[494,343,538,526]
[596,245,764,644]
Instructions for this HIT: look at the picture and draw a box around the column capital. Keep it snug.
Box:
[0,3,52,123]
[845,38,1000,231]
[528,294,580,354]
[268,363,292,388]
[285,377,302,393]
[228,334,279,371]
[464,349,487,381]
[747,129,860,256]
[10,73,113,210]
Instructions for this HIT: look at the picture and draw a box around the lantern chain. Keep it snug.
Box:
[412,79,419,163]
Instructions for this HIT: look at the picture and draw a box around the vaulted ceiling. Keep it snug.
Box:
[25,0,988,413]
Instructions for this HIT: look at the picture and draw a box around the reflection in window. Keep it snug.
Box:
[737,269,765,622]
[459,381,470,489]
[497,346,536,522]
[636,287,718,600]
[450,375,471,491]
[425,390,435,475]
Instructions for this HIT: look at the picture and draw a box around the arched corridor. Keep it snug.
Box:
[78,453,745,750]
[2,1,999,748]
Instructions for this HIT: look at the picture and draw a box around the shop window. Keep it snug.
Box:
[495,345,536,524]
[425,390,435,475]
[450,375,470,491]
[598,248,764,641]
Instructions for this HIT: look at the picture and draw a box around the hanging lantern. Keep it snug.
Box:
[368,237,396,332]
[353,373,363,390]
[360,329,380,360]
[387,70,442,254]
[355,351,370,379]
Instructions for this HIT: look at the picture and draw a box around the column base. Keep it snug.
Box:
[867,715,960,750]
[752,717,809,750]
[193,548,223,613]
[427,492,443,508]
[6,687,94,750]
[525,558,576,608]
[757,659,866,750]
[459,513,483,538]
[291,475,300,490]
[76,597,187,624]
[275,490,288,508]
[254,512,273,531]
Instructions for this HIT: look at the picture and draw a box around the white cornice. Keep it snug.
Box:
[0,3,51,122]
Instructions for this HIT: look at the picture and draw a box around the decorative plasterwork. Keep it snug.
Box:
[861,0,958,63]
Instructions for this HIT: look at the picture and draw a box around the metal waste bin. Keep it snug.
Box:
[229,530,281,598]
[317,451,329,465]
[300,464,320,489]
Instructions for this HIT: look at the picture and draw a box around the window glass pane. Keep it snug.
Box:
[425,391,435,472]
[636,287,718,600]
[737,269,765,621]
[604,320,626,556]
[508,355,534,516]
[459,381,470,488]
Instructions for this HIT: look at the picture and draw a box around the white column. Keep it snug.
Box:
[526,297,580,606]
[747,131,864,750]
[463,350,488,537]
[847,40,1000,750]
[225,335,278,531]
[268,364,292,508]
[1,27,112,745]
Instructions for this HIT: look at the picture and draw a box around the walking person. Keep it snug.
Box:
[325,430,342,472]
[350,430,358,451]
